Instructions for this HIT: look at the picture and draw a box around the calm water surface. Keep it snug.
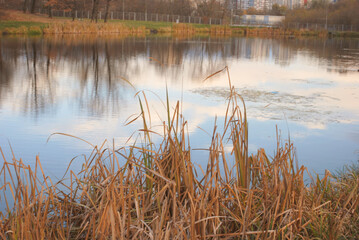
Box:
[0,35,358,177]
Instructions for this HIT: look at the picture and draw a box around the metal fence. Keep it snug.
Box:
[48,10,223,25]
[40,9,358,32]
[232,21,357,31]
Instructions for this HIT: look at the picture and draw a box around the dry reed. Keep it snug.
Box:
[0,67,358,239]
[210,26,232,36]
[43,22,147,35]
[172,23,196,34]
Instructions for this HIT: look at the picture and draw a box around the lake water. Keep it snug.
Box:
[0,35,358,178]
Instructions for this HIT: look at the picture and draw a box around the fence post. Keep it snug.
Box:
[209,18,211,25]
[342,24,344,31]
[111,11,113,20]
[75,10,77,19]
[167,14,169,22]
[230,9,233,26]
[145,12,147,21]
[156,14,158,22]
[134,12,136,21]
[189,16,190,23]
[63,10,65,17]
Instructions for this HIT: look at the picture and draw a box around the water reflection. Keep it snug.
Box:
[0,35,358,174]
[1,36,358,119]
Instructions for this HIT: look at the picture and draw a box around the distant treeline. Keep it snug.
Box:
[0,0,233,20]
[1,0,358,28]
[285,0,359,26]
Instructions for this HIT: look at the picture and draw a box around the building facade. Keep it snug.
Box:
[234,0,304,10]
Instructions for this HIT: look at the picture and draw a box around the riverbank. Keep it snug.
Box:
[0,81,358,239]
[1,10,358,38]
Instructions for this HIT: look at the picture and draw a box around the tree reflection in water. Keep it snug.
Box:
[0,35,358,120]
[0,35,358,175]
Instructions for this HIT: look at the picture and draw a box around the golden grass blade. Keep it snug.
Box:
[47,132,95,149]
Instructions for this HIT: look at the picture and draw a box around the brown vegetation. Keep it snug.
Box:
[210,25,232,36]
[0,9,67,23]
[1,0,196,20]
[285,0,359,26]
[43,22,146,34]
[0,71,358,239]
[172,23,196,34]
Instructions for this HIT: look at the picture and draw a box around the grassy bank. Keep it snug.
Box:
[0,20,232,36]
[3,20,357,38]
[0,72,358,239]
[0,21,46,30]
[1,10,359,37]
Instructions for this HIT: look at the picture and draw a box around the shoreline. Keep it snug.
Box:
[1,12,358,38]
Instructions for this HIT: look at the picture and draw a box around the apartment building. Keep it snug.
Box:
[235,0,304,10]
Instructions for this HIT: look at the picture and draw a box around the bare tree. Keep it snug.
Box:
[72,0,78,21]
[23,0,29,13]
[46,0,53,18]
[91,0,100,22]
[104,0,111,23]
[30,0,37,13]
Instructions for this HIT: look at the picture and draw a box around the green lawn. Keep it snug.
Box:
[108,19,212,30]
[109,19,172,29]
[0,18,220,33]
[0,21,46,31]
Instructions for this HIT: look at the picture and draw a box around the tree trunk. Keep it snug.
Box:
[23,0,29,13]
[72,0,77,21]
[48,7,52,18]
[104,0,111,23]
[46,0,52,18]
[30,0,37,14]
[91,0,100,22]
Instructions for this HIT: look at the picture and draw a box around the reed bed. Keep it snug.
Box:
[0,69,358,239]
[1,25,43,35]
[171,24,233,37]
[43,22,147,35]
[1,19,333,38]
[172,23,197,34]
[210,26,232,36]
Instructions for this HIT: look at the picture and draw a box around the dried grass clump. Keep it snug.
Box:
[0,68,358,239]
[210,25,232,36]
[158,27,172,33]
[28,26,42,35]
[173,23,196,34]
[2,26,29,35]
[43,22,146,35]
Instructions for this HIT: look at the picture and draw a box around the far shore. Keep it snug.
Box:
[1,10,359,38]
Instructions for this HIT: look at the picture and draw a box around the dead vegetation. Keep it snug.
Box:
[0,67,358,239]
